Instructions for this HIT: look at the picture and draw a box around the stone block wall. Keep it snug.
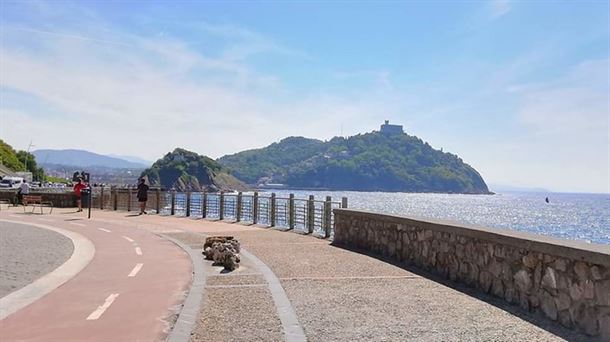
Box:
[333,209,610,339]
[0,191,76,207]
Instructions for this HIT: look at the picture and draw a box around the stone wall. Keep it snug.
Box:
[0,191,76,207]
[333,209,610,339]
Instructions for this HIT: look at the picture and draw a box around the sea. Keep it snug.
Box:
[267,190,610,245]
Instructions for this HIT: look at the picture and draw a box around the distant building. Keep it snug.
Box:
[380,120,404,135]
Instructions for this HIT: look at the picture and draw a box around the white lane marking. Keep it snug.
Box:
[128,263,144,277]
[37,218,53,222]
[122,236,134,243]
[70,222,86,227]
[134,247,142,256]
[86,293,119,320]
[97,228,111,233]
[9,215,21,218]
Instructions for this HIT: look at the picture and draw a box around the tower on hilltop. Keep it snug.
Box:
[380,120,404,135]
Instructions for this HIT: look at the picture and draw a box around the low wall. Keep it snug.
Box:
[0,191,76,207]
[333,209,610,339]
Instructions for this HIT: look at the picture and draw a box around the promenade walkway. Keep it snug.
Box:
[0,208,584,341]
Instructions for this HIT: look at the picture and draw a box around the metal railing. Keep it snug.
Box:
[91,187,347,238]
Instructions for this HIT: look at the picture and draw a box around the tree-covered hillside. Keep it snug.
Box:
[0,139,46,180]
[218,137,324,184]
[141,148,247,191]
[218,132,490,194]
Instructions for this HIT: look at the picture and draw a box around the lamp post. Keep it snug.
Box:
[24,141,35,180]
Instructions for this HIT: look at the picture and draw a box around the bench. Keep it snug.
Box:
[22,195,54,214]
[0,199,10,210]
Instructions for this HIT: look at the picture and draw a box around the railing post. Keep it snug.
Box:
[219,191,225,221]
[113,187,118,211]
[100,187,104,210]
[202,192,207,218]
[127,188,132,212]
[342,197,348,208]
[253,192,259,225]
[289,193,295,230]
[170,189,176,216]
[324,196,332,238]
[236,192,242,222]
[186,191,191,217]
[307,195,314,234]
[156,189,161,214]
[270,193,276,227]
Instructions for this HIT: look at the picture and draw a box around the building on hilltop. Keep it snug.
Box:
[380,120,404,135]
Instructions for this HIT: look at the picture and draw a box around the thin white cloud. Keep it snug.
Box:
[490,0,511,19]
[0,18,400,161]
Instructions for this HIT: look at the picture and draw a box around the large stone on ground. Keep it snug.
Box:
[203,236,241,271]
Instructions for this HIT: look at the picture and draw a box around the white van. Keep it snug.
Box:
[0,176,24,188]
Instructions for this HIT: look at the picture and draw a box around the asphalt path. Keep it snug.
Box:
[0,210,191,341]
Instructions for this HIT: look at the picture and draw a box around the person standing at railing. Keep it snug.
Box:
[73,178,87,212]
[137,178,149,215]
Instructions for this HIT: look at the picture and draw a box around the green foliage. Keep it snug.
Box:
[45,175,69,183]
[0,140,46,181]
[141,148,245,191]
[218,132,490,194]
[0,139,25,171]
[218,137,325,184]
[16,151,45,181]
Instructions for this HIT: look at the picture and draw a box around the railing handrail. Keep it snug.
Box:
[92,188,347,239]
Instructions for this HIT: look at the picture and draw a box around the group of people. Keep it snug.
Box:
[74,177,149,215]
[16,176,150,215]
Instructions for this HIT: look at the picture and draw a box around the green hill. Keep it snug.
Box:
[141,148,248,192]
[0,139,46,180]
[219,132,490,194]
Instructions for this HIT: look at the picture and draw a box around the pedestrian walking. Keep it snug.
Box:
[73,178,87,212]
[137,178,149,215]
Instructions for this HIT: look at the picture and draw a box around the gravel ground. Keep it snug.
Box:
[282,278,580,341]
[0,222,74,298]
[97,213,585,341]
[191,286,283,342]
[207,275,266,286]
[245,241,412,279]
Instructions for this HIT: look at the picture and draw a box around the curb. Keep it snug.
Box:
[0,219,95,320]
[160,234,206,342]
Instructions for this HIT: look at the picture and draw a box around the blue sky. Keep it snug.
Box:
[1,0,608,193]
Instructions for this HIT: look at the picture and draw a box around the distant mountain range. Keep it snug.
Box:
[32,149,149,169]
[107,154,153,166]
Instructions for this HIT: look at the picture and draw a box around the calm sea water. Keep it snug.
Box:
[268,190,610,245]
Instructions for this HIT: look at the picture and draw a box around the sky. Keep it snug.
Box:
[0,0,608,193]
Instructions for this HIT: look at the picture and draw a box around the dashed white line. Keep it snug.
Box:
[128,263,144,277]
[86,293,119,320]
[70,222,86,227]
[122,236,135,243]
[97,228,111,233]
[134,247,142,256]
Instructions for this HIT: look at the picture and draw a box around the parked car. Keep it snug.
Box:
[0,176,24,188]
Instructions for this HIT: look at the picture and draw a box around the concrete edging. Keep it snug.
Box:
[160,234,206,342]
[0,219,95,320]
[241,248,307,342]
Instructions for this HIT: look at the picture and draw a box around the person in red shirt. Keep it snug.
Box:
[73,178,88,212]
